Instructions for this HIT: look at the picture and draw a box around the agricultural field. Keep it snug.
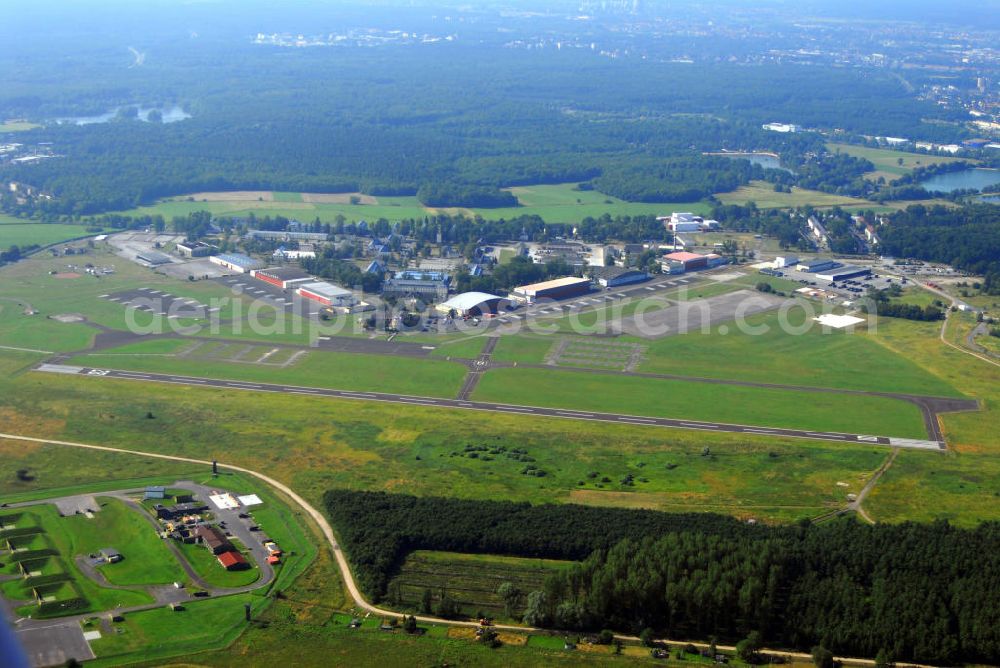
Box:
[715,180,872,209]
[827,142,973,182]
[385,551,573,620]
[0,223,105,248]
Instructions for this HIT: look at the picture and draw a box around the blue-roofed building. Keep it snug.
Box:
[211,253,266,274]
[383,270,451,301]
[365,260,385,274]
[468,264,485,277]
[144,486,166,501]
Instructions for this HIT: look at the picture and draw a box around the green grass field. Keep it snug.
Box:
[472,367,928,438]
[110,183,709,226]
[71,344,469,398]
[175,540,261,588]
[0,121,40,132]
[0,350,893,521]
[386,551,573,621]
[716,181,872,209]
[1,501,157,616]
[0,223,104,248]
[827,142,972,181]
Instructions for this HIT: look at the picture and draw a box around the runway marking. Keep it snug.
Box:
[226,382,262,388]
[682,422,718,429]
[616,293,627,298]
[644,286,656,291]
[617,416,656,423]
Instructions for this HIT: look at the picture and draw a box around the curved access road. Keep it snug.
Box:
[0,430,935,667]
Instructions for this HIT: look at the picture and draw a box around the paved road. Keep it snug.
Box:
[34,363,946,449]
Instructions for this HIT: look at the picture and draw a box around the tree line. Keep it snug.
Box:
[322,489,1000,665]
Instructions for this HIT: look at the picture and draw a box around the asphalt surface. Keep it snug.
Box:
[36,363,946,450]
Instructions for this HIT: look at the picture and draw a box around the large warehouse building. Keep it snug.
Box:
[797,258,840,273]
[663,251,708,272]
[136,250,173,266]
[510,276,591,304]
[435,292,504,317]
[297,281,356,307]
[815,265,872,282]
[251,267,314,289]
[590,266,651,288]
[382,270,451,302]
[211,253,265,274]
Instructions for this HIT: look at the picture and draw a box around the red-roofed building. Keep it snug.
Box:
[217,551,250,571]
[267,555,281,565]
[664,252,708,271]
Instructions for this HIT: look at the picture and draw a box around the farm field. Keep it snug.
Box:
[827,142,973,181]
[715,180,872,209]
[385,551,573,621]
[0,223,104,248]
[471,366,929,438]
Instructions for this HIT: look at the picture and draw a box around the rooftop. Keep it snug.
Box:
[438,291,502,311]
[256,266,312,280]
[664,252,705,262]
[514,276,591,293]
[298,281,352,298]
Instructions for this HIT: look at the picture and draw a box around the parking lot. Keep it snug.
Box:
[103,288,217,319]
[766,264,904,302]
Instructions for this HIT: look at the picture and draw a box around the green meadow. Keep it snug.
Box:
[110,183,708,226]
[471,366,928,439]
[0,223,104,248]
[827,142,972,181]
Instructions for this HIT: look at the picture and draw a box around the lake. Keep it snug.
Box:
[54,105,191,125]
[716,152,794,173]
[919,168,1000,193]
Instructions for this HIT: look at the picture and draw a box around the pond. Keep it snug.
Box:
[919,168,1000,193]
[716,152,794,173]
[53,105,191,125]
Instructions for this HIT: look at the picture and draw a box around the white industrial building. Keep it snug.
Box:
[297,281,356,307]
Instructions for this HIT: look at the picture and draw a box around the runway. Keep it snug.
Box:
[35,363,947,450]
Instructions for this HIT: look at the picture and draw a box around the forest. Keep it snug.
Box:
[323,490,1000,665]
[0,29,964,215]
[879,204,1000,281]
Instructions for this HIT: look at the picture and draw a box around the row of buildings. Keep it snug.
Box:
[210,254,362,310]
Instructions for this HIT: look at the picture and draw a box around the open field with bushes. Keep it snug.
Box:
[110,182,710,226]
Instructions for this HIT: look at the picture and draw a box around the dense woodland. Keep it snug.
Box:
[0,28,966,215]
[880,204,1000,283]
[324,490,1000,665]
